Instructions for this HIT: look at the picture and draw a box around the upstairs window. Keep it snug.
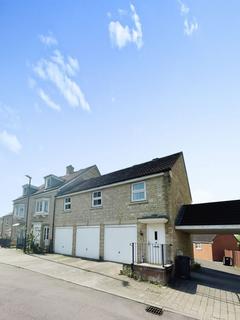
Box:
[14,204,25,218]
[23,186,28,196]
[92,191,102,207]
[45,177,51,189]
[35,199,49,214]
[64,197,71,211]
[195,243,202,250]
[131,182,146,202]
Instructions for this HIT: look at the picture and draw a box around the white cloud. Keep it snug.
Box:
[177,1,198,36]
[178,0,190,15]
[109,3,143,49]
[0,130,22,154]
[37,88,61,111]
[0,103,21,130]
[28,77,36,89]
[33,50,90,111]
[184,18,198,36]
[118,9,127,16]
[109,22,132,49]
[39,34,58,46]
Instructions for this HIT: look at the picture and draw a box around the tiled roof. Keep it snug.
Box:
[13,165,97,200]
[33,166,95,195]
[176,199,240,226]
[58,152,182,196]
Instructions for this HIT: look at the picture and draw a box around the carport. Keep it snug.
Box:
[175,199,240,234]
[175,199,240,268]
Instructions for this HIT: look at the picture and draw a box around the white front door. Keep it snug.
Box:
[147,223,165,264]
[32,223,42,244]
[76,226,100,259]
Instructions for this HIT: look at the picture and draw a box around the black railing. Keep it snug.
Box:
[16,237,25,249]
[131,242,172,266]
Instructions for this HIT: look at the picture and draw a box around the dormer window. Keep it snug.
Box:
[45,177,52,189]
[22,185,29,196]
[44,175,63,189]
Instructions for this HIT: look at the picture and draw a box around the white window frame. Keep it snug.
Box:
[131,181,146,202]
[35,199,49,215]
[43,226,50,241]
[195,243,202,250]
[23,186,28,196]
[92,191,102,207]
[64,197,72,211]
[14,204,25,218]
[45,177,51,189]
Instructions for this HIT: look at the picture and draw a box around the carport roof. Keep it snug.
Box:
[176,199,240,227]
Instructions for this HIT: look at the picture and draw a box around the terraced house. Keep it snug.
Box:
[13,164,100,250]
[12,184,38,245]
[54,152,192,265]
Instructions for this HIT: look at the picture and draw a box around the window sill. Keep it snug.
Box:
[129,200,148,205]
[34,213,49,217]
[62,210,72,214]
[90,206,103,210]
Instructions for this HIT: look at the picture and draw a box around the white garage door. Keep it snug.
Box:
[54,227,73,255]
[76,226,100,260]
[104,225,137,263]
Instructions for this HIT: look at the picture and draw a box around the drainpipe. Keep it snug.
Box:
[24,175,32,253]
[51,195,57,253]
[1,217,3,238]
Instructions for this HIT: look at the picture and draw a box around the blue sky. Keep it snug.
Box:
[1,0,240,215]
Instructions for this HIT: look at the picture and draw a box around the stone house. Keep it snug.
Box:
[54,152,192,265]
[26,165,100,250]
[12,184,38,245]
[1,213,13,239]
[0,217,3,238]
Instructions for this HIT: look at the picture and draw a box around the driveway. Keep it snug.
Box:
[0,249,239,319]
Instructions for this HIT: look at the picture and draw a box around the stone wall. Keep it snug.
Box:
[55,174,169,256]
[166,155,192,259]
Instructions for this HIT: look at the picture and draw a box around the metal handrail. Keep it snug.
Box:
[130,242,172,267]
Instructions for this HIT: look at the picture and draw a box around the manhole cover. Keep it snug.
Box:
[145,305,163,316]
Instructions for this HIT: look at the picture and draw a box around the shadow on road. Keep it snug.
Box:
[170,267,240,302]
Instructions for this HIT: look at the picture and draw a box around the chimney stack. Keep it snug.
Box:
[66,165,74,175]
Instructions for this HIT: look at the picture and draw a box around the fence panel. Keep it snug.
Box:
[233,251,240,267]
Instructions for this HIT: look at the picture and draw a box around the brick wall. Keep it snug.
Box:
[193,243,213,261]
[212,235,239,261]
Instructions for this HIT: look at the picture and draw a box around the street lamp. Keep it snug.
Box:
[23,175,32,253]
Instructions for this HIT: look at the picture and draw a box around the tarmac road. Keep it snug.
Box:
[0,263,194,320]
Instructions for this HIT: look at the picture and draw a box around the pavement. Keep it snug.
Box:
[0,263,192,320]
[0,249,240,320]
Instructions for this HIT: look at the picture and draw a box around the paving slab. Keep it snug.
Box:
[0,248,239,320]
